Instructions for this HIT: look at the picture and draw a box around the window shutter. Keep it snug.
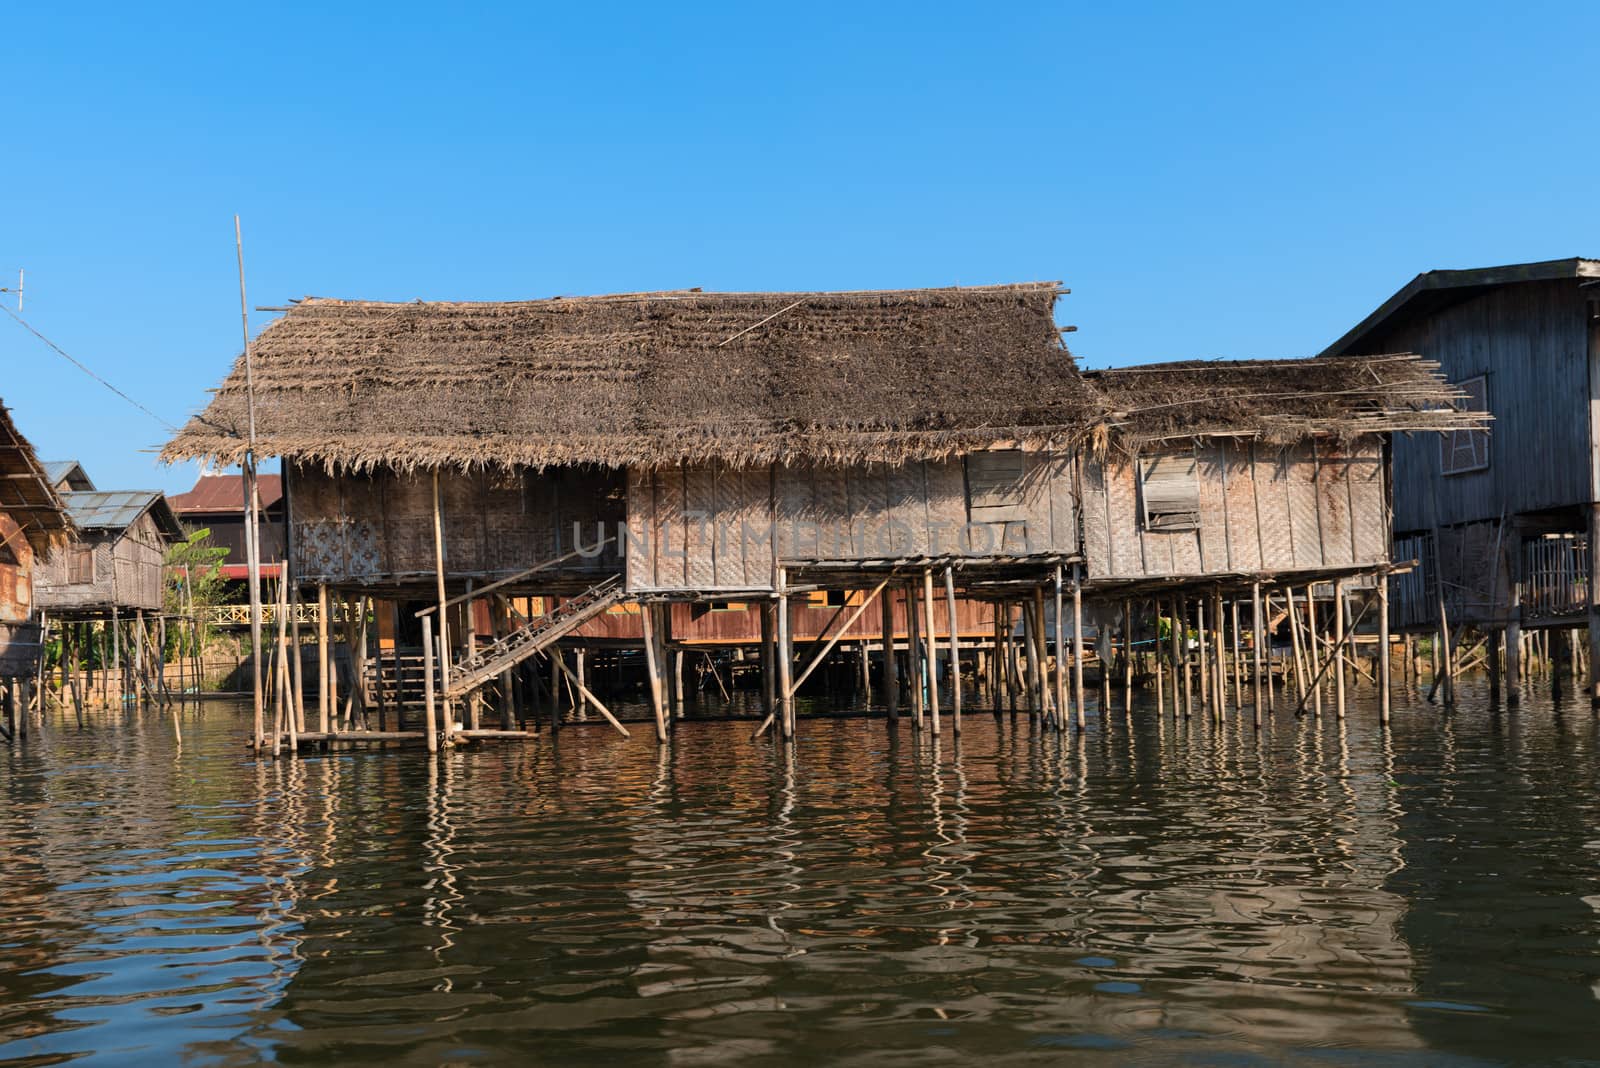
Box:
[966,450,1028,523]
[1140,451,1200,531]
[1440,375,1490,476]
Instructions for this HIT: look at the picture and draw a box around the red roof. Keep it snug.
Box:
[219,563,282,581]
[169,474,284,515]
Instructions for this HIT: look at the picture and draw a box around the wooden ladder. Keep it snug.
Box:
[444,574,626,699]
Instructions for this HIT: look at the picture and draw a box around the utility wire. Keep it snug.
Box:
[0,302,180,432]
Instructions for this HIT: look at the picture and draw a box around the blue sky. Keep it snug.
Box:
[2,2,1596,493]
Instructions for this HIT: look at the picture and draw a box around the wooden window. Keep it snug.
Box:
[1441,375,1490,476]
[68,545,94,584]
[709,601,747,612]
[965,449,1028,523]
[1139,449,1201,531]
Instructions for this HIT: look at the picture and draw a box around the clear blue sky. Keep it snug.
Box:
[3,2,1596,493]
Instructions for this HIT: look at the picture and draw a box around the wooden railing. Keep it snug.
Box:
[1523,534,1588,620]
[201,602,359,627]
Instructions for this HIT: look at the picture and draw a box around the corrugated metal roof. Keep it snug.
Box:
[169,473,283,514]
[61,490,180,537]
[41,460,95,491]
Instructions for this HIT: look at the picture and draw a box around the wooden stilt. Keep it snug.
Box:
[1196,600,1211,714]
[430,471,454,737]
[1378,574,1391,725]
[1333,579,1347,720]
[316,584,330,733]
[1158,601,1171,716]
[1173,596,1189,719]
[944,566,961,736]
[991,601,1005,722]
[1071,564,1086,732]
[907,582,925,728]
[1122,598,1134,716]
[882,587,898,721]
[1251,582,1265,728]
[422,613,439,753]
[777,579,795,741]
[1030,585,1051,725]
[923,568,940,733]
[1052,567,1067,732]
[641,603,669,743]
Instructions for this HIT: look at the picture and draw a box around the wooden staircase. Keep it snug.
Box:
[444,574,626,699]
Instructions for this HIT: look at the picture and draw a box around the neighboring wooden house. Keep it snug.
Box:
[168,472,286,582]
[0,405,71,687]
[34,488,183,617]
[164,284,1472,747]
[1324,257,1600,700]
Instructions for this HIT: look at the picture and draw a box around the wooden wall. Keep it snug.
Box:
[1351,279,1590,532]
[288,463,625,585]
[0,511,35,623]
[571,591,997,645]
[626,454,1080,593]
[1079,437,1389,581]
[35,512,166,613]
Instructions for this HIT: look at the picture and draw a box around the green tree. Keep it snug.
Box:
[165,527,231,656]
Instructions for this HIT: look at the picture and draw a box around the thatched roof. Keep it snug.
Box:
[1087,354,1487,447]
[162,283,1095,471]
[0,403,71,558]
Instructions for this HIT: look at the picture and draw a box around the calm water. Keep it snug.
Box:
[4,683,1600,1066]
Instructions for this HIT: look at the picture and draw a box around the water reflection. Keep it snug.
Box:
[3,690,1600,1063]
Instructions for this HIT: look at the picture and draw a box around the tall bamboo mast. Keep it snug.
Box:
[234,216,265,752]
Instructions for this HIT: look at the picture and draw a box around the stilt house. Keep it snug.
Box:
[1324,257,1600,699]
[0,404,71,684]
[162,283,1474,746]
[34,486,183,617]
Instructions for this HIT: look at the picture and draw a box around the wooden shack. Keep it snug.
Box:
[0,404,71,705]
[34,489,183,615]
[164,283,1472,750]
[1324,257,1599,702]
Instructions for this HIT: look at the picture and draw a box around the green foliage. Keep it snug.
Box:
[166,527,231,652]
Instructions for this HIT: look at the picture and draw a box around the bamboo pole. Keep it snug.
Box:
[1307,587,1323,716]
[1333,579,1347,720]
[431,471,453,732]
[1053,567,1067,731]
[777,576,795,741]
[641,603,669,743]
[1122,598,1134,716]
[1071,565,1086,732]
[549,652,630,737]
[923,568,940,733]
[945,566,961,736]
[422,614,438,753]
[1251,582,1264,728]
[1153,599,1166,718]
[882,584,899,722]
[1172,596,1188,719]
[907,581,925,728]
[1378,574,1391,725]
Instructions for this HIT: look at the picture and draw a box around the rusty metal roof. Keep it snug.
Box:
[168,473,283,514]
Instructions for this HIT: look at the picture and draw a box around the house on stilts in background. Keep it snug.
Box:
[0,403,71,739]
[1324,257,1600,703]
[161,283,1479,752]
[33,467,185,711]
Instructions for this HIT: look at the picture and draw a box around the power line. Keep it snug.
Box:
[0,302,180,432]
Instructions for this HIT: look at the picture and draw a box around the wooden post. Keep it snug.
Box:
[1177,591,1190,716]
[1153,598,1166,718]
[1196,599,1211,715]
[1211,590,1226,724]
[1071,565,1086,732]
[316,583,330,733]
[944,566,961,736]
[431,470,453,730]
[464,581,481,729]
[1506,546,1523,707]
[1021,593,1042,725]
[1030,585,1051,725]
[1378,574,1392,725]
[760,600,776,719]
[1172,596,1188,718]
[777,577,795,741]
[1333,579,1347,720]
[923,568,940,733]
[882,584,899,722]
[1122,598,1134,715]
[110,605,120,705]
[991,601,1005,721]
[422,613,438,753]
[1306,587,1324,716]
[641,603,669,743]
[1231,598,1244,707]
[1251,582,1265,728]
[134,609,148,707]
[907,582,925,728]
[1052,567,1067,731]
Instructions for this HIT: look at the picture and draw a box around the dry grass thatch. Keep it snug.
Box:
[1086,354,1489,449]
[161,283,1484,473]
[0,402,71,558]
[161,283,1094,471]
